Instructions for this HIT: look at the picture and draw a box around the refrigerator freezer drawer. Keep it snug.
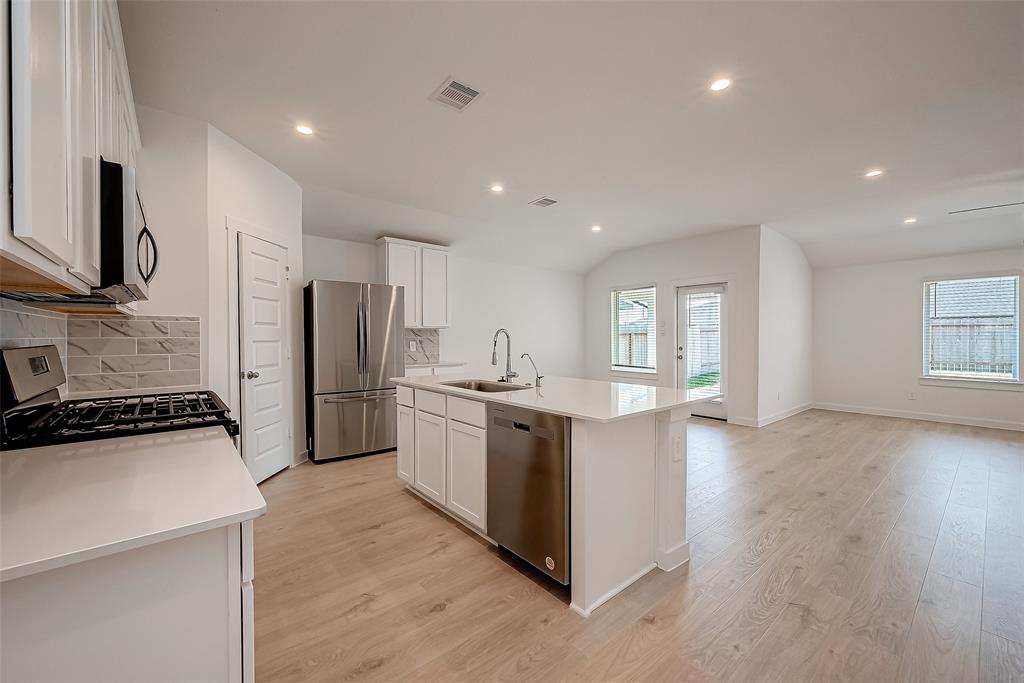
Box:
[312,391,397,462]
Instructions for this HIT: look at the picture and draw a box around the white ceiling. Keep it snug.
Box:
[120,1,1024,272]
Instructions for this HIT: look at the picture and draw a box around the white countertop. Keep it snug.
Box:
[0,427,266,582]
[405,360,467,368]
[392,373,721,423]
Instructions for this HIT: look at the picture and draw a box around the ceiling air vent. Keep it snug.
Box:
[528,196,558,207]
[430,78,481,111]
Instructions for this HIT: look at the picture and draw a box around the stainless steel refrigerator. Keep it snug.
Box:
[304,280,405,462]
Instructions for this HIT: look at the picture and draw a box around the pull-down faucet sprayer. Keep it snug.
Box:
[491,328,518,382]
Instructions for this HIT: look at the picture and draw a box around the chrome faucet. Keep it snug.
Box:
[520,353,543,387]
[491,328,518,382]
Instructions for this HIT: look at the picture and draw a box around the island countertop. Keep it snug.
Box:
[0,427,266,583]
[392,372,721,423]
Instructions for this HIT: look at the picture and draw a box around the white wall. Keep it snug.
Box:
[134,106,210,385]
[206,126,305,463]
[584,226,761,425]
[757,226,814,425]
[302,235,375,283]
[439,255,585,377]
[814,247,1024,431]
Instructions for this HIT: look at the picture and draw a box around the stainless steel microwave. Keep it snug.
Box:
[98,158,157,303]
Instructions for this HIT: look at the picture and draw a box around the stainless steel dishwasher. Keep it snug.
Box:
[486,403,570,584]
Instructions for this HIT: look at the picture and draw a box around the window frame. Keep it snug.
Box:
[919,271,1023,391]
[610,284,658,376]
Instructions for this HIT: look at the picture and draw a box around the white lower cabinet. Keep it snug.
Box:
[1,523,252,683]
[396,404,415,484]
[446,420,487,531]
[413,409,446,504]
[400,390,489,537]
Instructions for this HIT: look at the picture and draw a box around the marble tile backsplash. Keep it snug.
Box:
[1,301,202,396]
[66,315,201,393]
[405,328,440,365]
[0,301,69,394]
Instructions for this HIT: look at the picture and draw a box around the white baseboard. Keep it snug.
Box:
[813,402,1023,432]
[727,416,758,427]
[756,403,813,427]
[656,541,690,572]
[291,450,308,467]
[570,563,657,618]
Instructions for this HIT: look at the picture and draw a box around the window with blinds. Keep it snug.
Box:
[611,286,656,372]
[922,275,1020,382]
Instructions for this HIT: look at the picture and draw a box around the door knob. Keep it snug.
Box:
[246,370,260,379]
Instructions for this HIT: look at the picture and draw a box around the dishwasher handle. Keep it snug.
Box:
[493,416,555,440]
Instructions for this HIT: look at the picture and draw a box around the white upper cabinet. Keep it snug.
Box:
[68,0,101,286]
[10,0,75,268]
[420,247,449,328]
[382,241,421,327]
[3,0,139,294]
[376,238,450,329]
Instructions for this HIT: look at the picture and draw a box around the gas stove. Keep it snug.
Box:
[0,345,237,450]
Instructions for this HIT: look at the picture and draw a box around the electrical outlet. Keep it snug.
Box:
[408,341,417,352]
[906,391,917,400]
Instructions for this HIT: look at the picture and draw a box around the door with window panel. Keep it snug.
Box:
[677,285,726,419]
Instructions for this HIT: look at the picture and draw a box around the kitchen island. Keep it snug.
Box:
[392,372,720,617]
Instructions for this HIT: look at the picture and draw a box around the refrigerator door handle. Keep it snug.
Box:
[323,395,391,404]
[356,301,366,379]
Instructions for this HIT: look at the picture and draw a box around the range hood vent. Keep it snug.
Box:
[528,196,558,207]
[430,78,481,111]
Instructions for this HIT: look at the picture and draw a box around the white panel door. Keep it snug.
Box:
[421,248,449,328]
[238,233,291,483]
[446,420,486,530]
[414,410,446,503]
[10,0,74,267]
[397,404,415,484]
[387,243,421,327]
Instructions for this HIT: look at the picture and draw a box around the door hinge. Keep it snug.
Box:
[285,265,290,281]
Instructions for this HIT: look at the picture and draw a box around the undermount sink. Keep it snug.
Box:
[440,379,532,393]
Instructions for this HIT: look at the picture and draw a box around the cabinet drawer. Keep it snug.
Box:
[397,385,414,407]
[414,389,446,416]
[447,396,486,429]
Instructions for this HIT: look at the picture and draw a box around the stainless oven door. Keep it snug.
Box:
[311,390,397,462]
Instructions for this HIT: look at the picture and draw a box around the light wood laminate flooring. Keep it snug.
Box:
[255,410,1024,682]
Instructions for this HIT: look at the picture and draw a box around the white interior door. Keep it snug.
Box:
[677,284,727,419]
[238,233,291,483]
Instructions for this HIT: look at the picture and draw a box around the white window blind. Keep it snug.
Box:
[922,275,1020,382]
[611,286,656,372]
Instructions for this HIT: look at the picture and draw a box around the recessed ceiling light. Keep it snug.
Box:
[490,184,504,193]
[591,225,602,232]
[904,217,918,224]
[295,125,313,136]
[709,78,731,92]
[864,168,884,178]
